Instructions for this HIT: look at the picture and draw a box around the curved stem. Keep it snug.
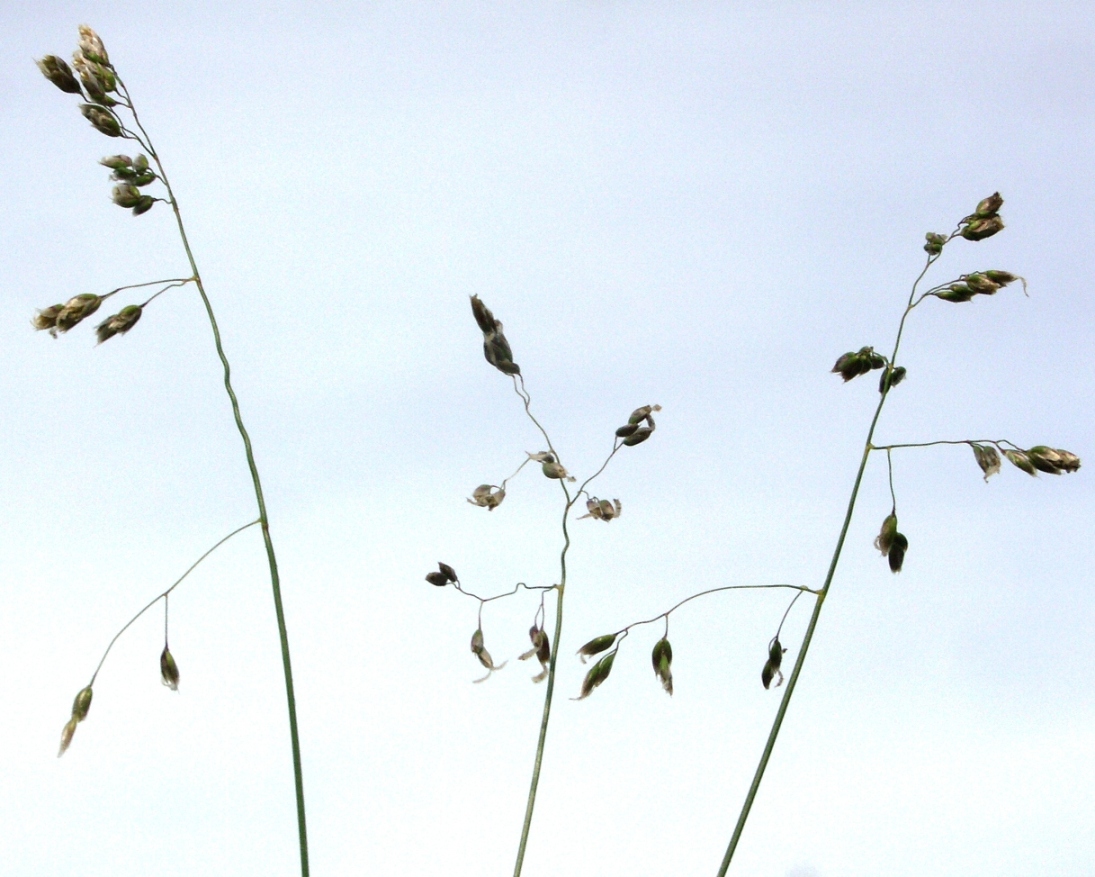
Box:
[716,251,938,875]
[513,475,575,877]
[117,75,310,877]
[513,384,627,874]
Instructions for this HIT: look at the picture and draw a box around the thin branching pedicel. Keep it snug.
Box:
[35,27,310,877]
[56,522,258,754]
[424,295,660,876]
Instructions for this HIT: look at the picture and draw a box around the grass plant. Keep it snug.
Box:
[32,24,1081,877]
[34,26,310,877]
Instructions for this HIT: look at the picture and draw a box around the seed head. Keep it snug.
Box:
[58,717,79,757]
[936,283,975,303]
[575,650,616,700]
[95,304,142,344]
[77,25,110,65]
[628,405,660,425]
[71,685,93,721]
[923,232,948,255]
[832,347,880,382]
[1005,449,1038,476]
[32,303,66,334]
[160,646,180,691]
[519,625,551,683]
[79,103,122,137]
[469,294,497,334]
[579,497,622,522]
[470,295,521,376]
[961,215,1005,242]
[983,270,1020,286]
[1027,446,1081,475]
[651,637,673,696]
[762,638,787,690]
[971,443,1002,481]
[879,365,906,393]
[111,183,142,208]
[874,513,898,555]
[963,273,1000,295]
[577,633,618,663]
[58,685,94,757]
[621,427,653,447]
[1054,449,1082,473]
[470,628,506,682]
[131,196,155,216]
[972,192,1004,218]
[72,53,116,105]
[888,532,908,573]
[54,294,102,334]
[467,484,505,510]
[425,562,458,587]
[99,154,133,170]
[542,460,570,479]
[36,55,83,94]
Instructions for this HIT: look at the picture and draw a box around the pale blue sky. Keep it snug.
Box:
[2,4,1093,876]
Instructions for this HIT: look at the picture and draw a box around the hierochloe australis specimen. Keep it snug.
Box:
[35,27,311,876]
[425,294,662,875]
[563,193,1081,875]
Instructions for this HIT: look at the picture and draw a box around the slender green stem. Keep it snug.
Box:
[513,475,574,876]
[117,75,310,877]
[715,252,939,875]
[511,396,622,874]
[513,531,567,876]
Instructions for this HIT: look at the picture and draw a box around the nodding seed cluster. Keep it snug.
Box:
[761,638,787,690]
[578,497,622,522]
[831,346,887,383]
[471,295,520,376]
[32,28,170,346]
[614,404,661,446]
[874,513,908,574]
[959,192,1005,242]
[57,686,94,757]
[933,270,1022,304]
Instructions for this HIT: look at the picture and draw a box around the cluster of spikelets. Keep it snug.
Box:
[33,27,169,345]
[36,27,187,758]
[573,632,677,699]
[33,295,144,344]
[429,295,668,691]
[924,192,1007,252]
[37,27,163,215]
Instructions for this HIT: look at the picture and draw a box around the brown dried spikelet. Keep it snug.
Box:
[762,638,786,690]
[519,625,551,683]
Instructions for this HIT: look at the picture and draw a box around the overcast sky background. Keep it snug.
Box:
[2,4,1093,876]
